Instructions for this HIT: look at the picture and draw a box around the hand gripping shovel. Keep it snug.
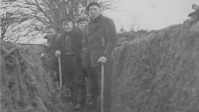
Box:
[100,63,105,112]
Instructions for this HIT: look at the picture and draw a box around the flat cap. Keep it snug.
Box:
[61,17,73,24]
[86,2,100,11]
[77,17,88,23]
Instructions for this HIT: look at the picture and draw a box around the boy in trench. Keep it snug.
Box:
[55,18,86,110]
[85,2,117,112]
[77,17,89,70]
[77,17,93,105]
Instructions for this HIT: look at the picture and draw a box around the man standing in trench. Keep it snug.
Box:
[85,2,117,112]
[55,18,86,110]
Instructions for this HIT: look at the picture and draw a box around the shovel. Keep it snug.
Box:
[58,56,62,88]
[100,62,105,112]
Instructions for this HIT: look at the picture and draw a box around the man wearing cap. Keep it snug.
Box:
[85,2,117,112]
[55,17,86,110]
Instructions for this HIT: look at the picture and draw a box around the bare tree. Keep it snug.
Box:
[1,1,32,40]
[1,0,118,42]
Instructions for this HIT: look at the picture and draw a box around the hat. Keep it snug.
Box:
[45,25,57,31]
[61,17,73,24]
[77,17,88,23]
[86,2,100,11]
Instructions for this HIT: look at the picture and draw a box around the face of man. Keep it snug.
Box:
[78,21,88,31]
[62,21,73,32]
[89,5,100,19]
[46,28,57,39]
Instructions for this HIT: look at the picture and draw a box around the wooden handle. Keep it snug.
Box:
[101,63,105,112]
[58,56,62,88]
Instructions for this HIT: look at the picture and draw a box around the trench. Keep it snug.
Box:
[1,20,199,112]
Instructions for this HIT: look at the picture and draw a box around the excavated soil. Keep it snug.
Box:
[111,20,199,112]
[1,42,69,112]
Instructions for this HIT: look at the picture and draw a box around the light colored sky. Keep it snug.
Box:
[103,0,199,31]
[30,0,199,43]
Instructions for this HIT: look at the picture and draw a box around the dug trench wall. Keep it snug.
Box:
[111,20,199,112]
[1,42,69,112]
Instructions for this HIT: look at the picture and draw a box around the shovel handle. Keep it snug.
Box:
[58,56,62,88]
[101,63,105,112]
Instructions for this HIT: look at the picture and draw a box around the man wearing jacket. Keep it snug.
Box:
[55,18,86,110]
[41,25,60,78]
[85,2,117,112]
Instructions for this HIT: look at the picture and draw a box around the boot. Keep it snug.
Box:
[86,94,92,105]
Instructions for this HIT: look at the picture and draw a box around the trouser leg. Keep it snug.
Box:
[88,66,99,109]
[72,83,86,106]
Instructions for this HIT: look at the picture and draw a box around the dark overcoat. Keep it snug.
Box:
[58,29,86,104]
[43,34,60,70]
[58,29,84,84]
[58,29,82,57]
[85,14,117,67]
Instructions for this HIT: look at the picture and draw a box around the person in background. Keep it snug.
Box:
[41,25,60,81]
[85,2,117,112]
[77,17,89,32]
[55,17,86,110]
[77,17,92,105]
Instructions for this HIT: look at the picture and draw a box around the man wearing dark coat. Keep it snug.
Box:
[55,18,86,110]
[41,25,60,77]
[85,2,117,112]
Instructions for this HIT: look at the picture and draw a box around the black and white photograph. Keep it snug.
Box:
[1,0,199,112]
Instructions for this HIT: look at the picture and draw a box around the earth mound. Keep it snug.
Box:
[1,41,68,112]
[111,20,199,112]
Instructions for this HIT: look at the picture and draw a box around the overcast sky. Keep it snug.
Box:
[32,0,199,43]
[103,0,199,31]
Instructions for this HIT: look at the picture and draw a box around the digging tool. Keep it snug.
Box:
[58,56,62,88]
[100,36,106,112]
[100,62,105,112]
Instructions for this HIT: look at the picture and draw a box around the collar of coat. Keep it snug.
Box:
[64,29,76,35]
[90,14,103,22]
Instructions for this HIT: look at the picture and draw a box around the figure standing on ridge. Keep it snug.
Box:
[188,4,199,22]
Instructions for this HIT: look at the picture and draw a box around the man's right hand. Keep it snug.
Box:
[55,50,61,57]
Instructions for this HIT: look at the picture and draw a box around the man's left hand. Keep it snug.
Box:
[98,56,107,63]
